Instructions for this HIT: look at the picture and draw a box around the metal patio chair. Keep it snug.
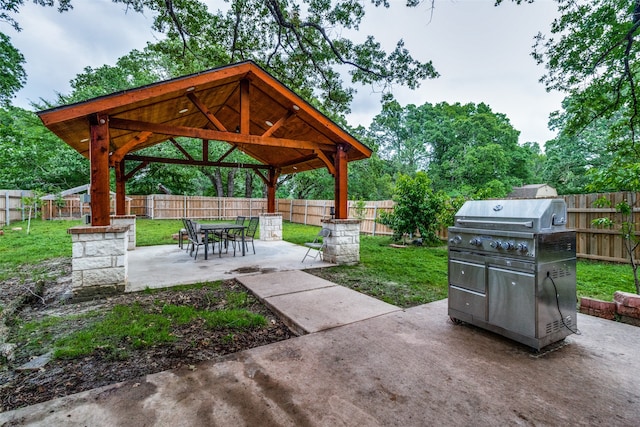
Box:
[184,219,209,260]
[301,227,331,262]
[227,216,259,255]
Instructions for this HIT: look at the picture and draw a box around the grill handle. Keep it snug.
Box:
[455,219,534,228]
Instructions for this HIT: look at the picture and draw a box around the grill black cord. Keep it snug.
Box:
[545,271,581,335]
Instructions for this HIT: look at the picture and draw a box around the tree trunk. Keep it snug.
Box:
[245,171,253,198]
[227,169,236,197]
[211,169,222,196]
[200,168,224,197]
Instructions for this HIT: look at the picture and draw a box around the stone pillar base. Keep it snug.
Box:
[68,225,128,301]
[110,215,136,250]
[259,213,282,241]
[321,219,361,265]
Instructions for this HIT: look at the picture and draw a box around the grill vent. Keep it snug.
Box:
[549,266,571,279]
[546,317,572,334]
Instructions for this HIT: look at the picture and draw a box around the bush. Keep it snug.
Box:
[377,172,449,244]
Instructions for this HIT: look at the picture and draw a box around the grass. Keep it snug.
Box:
[9,282,267,361]
[1,218,638,305]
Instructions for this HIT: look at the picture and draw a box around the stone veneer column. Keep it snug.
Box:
[259,213,282,241]
[321,219,361,265]
[110,215,136,250]
[68,224,128,300]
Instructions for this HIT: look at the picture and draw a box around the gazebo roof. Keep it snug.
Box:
[37,61,371,175]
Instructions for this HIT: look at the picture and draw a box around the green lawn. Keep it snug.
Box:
[0,218,636,304]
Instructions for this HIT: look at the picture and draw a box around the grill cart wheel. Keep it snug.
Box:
[450,316,463,325]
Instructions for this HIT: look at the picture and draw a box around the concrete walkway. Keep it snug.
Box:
[237,270,401,335]
[2,265,640,425]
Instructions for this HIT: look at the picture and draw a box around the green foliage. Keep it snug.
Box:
[377,172,447,244]
[0,106,89,191]
[0,32,26,105]
[353,199,367,220]
[368,100,530,197]
[592,195,640,294]
[533,1,640,198]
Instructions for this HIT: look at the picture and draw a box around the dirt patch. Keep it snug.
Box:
[0,258,294,412]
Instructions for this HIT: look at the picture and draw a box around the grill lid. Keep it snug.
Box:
[454,199,567,232]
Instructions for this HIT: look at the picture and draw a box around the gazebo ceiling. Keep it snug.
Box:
[37,61,372,175]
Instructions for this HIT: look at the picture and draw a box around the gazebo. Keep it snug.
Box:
[37,61,372,298]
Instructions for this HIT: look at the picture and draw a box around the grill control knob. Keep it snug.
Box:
[505,242,515,250]
[449,235,462,245]
[469,238,482,246]
[490,240,503,249]
[517,243,528,253]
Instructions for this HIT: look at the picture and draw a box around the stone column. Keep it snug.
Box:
[321,219,361,265]
[110,215,136,250]
[259,213,282,241]
[68,225,128,301]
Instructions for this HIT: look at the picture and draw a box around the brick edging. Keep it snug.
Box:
[580,292,640,326]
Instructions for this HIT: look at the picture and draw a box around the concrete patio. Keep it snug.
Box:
[1,295,639,426]
[1,241,639,425]
[126,239,335,292]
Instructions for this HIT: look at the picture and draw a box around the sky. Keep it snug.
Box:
[3,0,564,146]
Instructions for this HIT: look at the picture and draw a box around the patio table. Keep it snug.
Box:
[200,223,246,259]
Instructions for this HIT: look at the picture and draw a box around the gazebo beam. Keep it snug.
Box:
[267,168,279,213]
[90,113,111,226]
[108,117,335,151]
[334,144,348,219]
[115,160,126,216]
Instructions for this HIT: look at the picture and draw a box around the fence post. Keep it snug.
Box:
[372,205,378,236]
[289,199,293,222]
[304,200,308,225]
[5,192,9,226]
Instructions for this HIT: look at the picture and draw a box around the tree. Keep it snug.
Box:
[5,0,437,116]
[542,106,613,195]
[0,106,88,191]
[0,32,26,105]
[368,98,431,175]
[369,100,530,198]
[533,0,640,143]
[377,172,447,244]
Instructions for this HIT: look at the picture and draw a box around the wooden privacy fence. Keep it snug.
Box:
[0,190,35,226]
[127,195,396,236]
[4,189,639,263]
[564,192,640,264]
[128,193,639,262]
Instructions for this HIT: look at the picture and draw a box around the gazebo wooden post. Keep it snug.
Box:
[266,167,278,213]
[90,113,111,226]
[334,144,348,219]
[115,160,126,216]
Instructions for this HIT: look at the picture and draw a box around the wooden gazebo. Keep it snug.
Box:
[37,61,372,226]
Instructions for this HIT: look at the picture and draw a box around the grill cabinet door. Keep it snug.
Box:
[488,266,535,338]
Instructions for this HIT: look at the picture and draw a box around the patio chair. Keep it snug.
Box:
[301,227,331,262]
[184,219,209,260]
[216,216,246,252]
[179,218,190,250]
[228,216,259,255]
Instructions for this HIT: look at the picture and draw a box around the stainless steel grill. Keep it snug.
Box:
[447,198,577,350]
